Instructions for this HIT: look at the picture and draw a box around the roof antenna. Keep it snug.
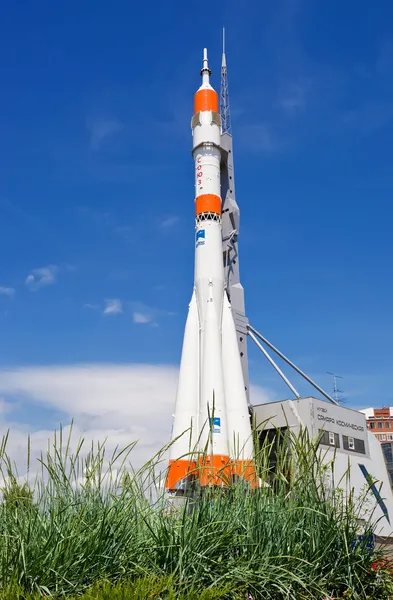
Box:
[327,372,346,404]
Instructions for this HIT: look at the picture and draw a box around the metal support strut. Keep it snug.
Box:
[248,330,301,399]
[248,324,338,405]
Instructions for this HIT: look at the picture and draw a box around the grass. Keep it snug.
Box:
[0,577,233,600]
[0,424,388,599]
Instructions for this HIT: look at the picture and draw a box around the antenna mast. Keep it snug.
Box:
[327,372,345,404]
[220,28,232,134]
[219,28,250,404]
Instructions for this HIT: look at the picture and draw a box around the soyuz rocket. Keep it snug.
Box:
[166,49,256,491]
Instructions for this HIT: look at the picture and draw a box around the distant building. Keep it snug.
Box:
[360,407,393,486]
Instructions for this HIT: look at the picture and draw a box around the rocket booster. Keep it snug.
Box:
[166,49,256,490]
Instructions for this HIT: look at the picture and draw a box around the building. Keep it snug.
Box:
[253,397,393,538]
[361,407,393,442]
[360,407,393,486]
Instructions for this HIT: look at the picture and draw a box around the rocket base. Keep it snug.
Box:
[166,456,258,491]
[166,459,197,491]
[197,454,232,487]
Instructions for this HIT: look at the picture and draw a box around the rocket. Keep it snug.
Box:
[166,49,256,491]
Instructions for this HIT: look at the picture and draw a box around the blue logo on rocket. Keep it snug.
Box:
[196,229,205,247]
[210,417,221,434]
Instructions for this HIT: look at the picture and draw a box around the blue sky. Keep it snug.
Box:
[0,0,392,466]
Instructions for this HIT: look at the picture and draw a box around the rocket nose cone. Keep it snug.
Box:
[194,47,218,111]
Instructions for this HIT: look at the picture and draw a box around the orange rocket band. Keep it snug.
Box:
[195,194,221,216]
[166,459,197,490]
[194,89,219,114]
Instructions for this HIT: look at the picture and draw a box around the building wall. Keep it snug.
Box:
[254,398,393,537]
[381,442,393,486]
[361,407,393,443]
[360,407,393,486]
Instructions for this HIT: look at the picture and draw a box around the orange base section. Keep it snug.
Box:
[232,460,259,489]
[166,457,259,490]
[197,455,232,487]
[166,459,196,491]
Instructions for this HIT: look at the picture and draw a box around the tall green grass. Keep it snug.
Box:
[0,425,385,599]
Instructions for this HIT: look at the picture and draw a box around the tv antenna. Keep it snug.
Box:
[326,372,345,404]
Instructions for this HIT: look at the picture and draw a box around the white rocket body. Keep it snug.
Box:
[167,50,255,490]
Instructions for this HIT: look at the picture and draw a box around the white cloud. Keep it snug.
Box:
[103,299,123,315]
[0,397,14,414]
[83,300,174,324]
[133,312,153,324]
[25,265,58,291]
[160,216,180,229]
[0,287,15,298]
[277,81,309,114]
[88,118,123,150]
[84,303,99,310]
[239,123,281,153]
[249,384,276,407]
[130,301,174,326]
[107,269,133,282]
[0,363,274,477]
[0,364,178,473]
[64,263,78,273]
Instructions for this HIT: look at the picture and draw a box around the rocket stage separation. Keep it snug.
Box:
[166,49,256,491]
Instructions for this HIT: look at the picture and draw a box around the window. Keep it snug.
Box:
[381,434,387,441]
[319,430,340,448]
[370,422,376,429]
[378,422,383,429]
[343,435,366,454]
[382,443,393,464]
[359,464,390,524]
[386,423,391,429]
